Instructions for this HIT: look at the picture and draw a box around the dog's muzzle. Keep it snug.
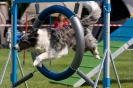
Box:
[13,44,21,52]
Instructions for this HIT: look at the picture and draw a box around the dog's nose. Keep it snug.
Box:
[13,46,16,50]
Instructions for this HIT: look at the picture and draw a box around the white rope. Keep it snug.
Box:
[128,49,131,79]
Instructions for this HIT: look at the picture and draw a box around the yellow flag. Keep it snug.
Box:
[130,13,133,18]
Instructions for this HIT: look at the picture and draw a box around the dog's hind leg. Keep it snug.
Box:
[85,34,100,59]
[92,47,100,59]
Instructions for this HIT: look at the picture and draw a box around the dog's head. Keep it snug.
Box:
[13,29,38,52]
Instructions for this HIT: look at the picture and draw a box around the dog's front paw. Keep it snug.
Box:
[33,57,42,67]
[38,62,42,67]
[33,61,42,67]
[94,55,100,59]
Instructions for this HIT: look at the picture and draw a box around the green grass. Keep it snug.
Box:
[0,49,133,88]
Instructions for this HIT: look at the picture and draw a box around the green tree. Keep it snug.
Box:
[1,0,29,19]
[17,3,29,18]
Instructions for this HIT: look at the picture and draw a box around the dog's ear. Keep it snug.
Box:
[28,29,38,38]
[28,28,38,33]
[31,29,38,35]
[28,37,37,46]
[22,40,31,44]
[28,28,34,33]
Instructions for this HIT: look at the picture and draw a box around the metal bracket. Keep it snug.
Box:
[103,4,111,13]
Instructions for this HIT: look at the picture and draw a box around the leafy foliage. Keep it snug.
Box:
[1,0,29,19]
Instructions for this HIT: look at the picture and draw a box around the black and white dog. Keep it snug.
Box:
[13,2,101,67]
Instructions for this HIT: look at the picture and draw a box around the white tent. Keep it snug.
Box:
[122,0,133,13]
[0,2,9,47]
[21,2,83,24]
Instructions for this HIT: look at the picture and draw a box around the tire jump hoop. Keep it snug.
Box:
[32,5,85,81]
[12,5,85,87]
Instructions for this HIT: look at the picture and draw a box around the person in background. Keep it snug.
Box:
[4,19,25,38]
[54,13,68,28]
[4,19,25,48]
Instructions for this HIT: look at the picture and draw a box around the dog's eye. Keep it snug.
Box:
[28,37,36,42]
[22,40,29,44]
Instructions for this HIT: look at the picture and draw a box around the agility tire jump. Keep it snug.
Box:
[31,5,85,81]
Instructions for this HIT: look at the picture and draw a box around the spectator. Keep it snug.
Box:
[54,13,68,28]
[4,19,25,48]
[4,19,25,38]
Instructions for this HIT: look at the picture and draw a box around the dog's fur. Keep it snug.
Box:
[13,2,101,67]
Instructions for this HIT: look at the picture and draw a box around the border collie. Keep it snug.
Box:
[13,2,101,67]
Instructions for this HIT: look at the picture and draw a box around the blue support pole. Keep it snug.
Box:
[103,0,111,88]
[103,3,107,87]
[11,1,17,88]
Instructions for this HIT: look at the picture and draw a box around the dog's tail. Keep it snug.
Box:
[81,1,101,27]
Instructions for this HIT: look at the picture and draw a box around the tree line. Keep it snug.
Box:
[1,0,29,19]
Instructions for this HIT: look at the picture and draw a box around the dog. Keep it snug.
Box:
[13,2,101,67]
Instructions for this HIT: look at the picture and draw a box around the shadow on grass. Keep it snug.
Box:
[81,79,133,87]
[49,78,133,88]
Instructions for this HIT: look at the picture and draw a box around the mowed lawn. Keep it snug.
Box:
[0,49,133,88]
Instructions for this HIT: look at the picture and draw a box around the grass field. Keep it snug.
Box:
[0,49,133,88]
